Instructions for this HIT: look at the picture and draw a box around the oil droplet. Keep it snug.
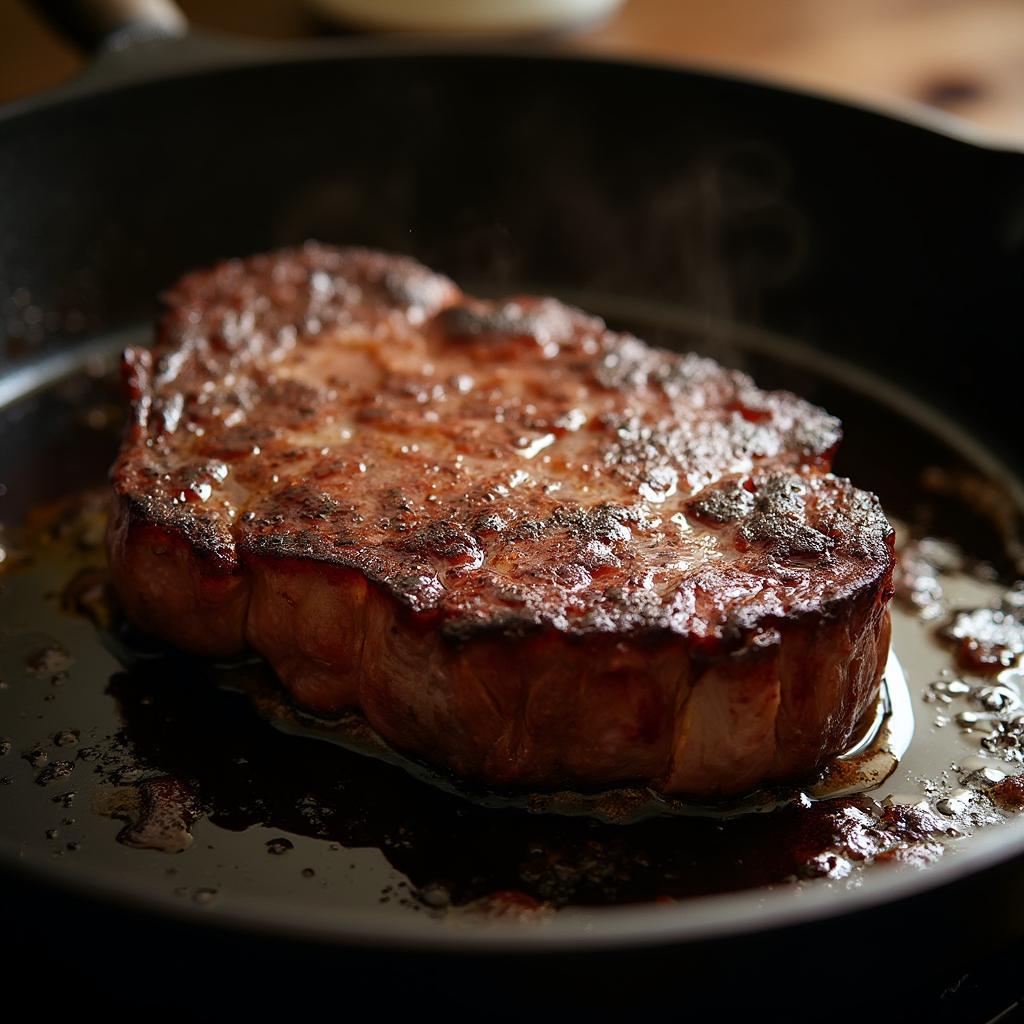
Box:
[266,837,294,855]
[955,711,995,730]
[967,766,1007,787]
[301,867,315,878]
[936,790,973,816]
[973,685,1020,712]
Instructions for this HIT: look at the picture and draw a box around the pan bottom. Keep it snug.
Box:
[1,314,1023,948]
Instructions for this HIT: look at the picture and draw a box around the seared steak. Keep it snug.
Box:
[108,245,894,797]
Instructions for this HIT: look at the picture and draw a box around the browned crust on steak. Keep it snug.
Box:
[108,244,895,796]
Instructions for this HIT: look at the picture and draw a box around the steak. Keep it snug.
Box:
[108,244,895,798]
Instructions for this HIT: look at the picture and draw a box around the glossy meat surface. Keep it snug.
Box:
[108,245,895,796]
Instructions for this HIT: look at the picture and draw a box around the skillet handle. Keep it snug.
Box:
[31,0,187,53]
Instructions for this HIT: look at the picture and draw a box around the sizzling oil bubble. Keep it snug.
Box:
[514,433,555,459]
[962,766,1007,788]
[935,790,973,816]
[894,537,964,620]
[265,837,294,855]
[974,684,1020,712]
[933,664,1024,764]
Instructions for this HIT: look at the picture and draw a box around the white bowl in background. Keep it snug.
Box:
[307,0,625,34]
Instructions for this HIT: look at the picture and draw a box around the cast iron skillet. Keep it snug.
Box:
[3,0,1024,1016]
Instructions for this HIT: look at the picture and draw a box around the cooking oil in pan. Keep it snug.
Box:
[0,316,1023,923]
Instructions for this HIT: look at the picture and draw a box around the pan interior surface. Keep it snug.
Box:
[1,308,1023,952]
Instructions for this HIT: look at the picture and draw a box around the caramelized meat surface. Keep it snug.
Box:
[108,245,894,796]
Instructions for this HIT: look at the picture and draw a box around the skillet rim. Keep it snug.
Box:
[3,810,1024,953]
[0,35,1022,158]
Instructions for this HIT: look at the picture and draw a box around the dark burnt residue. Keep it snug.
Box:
[688,471,834,560]
[505,503,635,575]
[401,520,482,567]
[943,603,1024,674]
[120,493,238,571]
[988,775,1024,812]
[687,477,756,524]
[94,777,201,854]
[738,474,828,554]
[35,760,75,786]
[686,469,891,568]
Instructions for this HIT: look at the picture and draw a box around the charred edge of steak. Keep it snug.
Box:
[110,487,895,657]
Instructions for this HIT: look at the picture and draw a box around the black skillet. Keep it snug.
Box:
[2,1,1024,1018]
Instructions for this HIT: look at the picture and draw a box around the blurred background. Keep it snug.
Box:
[3,0,1024,144]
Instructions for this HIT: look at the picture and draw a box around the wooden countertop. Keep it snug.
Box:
[3,0,1024,144]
